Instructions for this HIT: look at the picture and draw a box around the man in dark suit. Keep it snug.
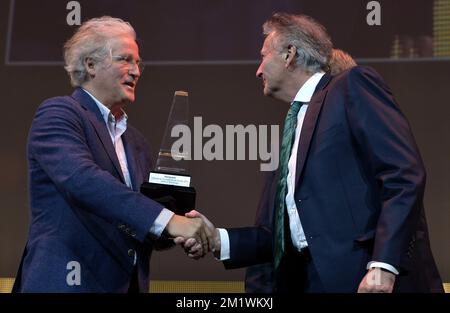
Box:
[183,12,443,293]
[13,16,212,293]
[245,48,358,293]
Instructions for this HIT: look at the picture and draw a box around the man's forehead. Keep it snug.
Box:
[261,32,276,53]
[110,36,139,53]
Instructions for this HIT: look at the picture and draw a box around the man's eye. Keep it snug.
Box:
[114,56,128,63]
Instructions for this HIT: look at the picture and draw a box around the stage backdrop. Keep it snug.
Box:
[1,0,449,284]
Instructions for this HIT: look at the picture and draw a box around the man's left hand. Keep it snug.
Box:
[357,267,396,293]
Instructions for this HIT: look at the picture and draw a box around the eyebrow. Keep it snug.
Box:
[118,53,142,61]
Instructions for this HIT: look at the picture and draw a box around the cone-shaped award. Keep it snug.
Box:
[140,91,195,215]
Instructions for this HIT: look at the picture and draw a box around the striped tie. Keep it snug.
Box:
[274,101,303,269]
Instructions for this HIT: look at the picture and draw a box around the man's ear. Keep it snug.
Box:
[84,57,96,77]
[284,45,297,68]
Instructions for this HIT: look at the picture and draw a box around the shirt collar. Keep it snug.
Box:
[292,71,325,104]
[82,88,128,125]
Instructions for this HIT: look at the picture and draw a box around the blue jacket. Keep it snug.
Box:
[14,88,164,292]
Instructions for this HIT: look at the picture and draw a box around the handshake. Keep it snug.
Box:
[165,210,220,259]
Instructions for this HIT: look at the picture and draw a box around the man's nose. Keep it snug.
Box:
[128,64,140,78]
[256,65,263,78]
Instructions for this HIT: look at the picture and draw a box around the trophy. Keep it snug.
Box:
[140,91,195,215]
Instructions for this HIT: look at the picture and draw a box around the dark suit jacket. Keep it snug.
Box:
[226,66,443,293]
[244,171,277,293]
[14,88,164,292]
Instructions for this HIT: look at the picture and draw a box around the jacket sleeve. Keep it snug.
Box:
[224,171,278,269]
[344,66,426,270]
[224,226,273,269]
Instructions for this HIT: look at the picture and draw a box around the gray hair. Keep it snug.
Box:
[63,16,136,87]
[263,13,333,74]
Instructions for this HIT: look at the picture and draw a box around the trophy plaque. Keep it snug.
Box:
[140,91,195,215]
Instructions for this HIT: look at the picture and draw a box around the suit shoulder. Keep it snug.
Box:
[30,95,87,134]
[346,65,385,82]
[332,65,380,81]
[39,94,81,109]
[331,65,389,92]
[36,94,84,117]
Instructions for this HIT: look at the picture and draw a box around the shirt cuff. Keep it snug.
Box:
[367,261,399,275]
[149,208,174,238]
[217,228,230,261]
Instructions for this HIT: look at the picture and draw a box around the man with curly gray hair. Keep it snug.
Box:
[64,17,136,87]
[13,16,213,293]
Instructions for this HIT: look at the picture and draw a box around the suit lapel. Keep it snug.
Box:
[294,74,331,186]
[122,130,142,191]
[71,88,126,183]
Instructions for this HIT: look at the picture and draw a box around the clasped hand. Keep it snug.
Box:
[173,210,220,259]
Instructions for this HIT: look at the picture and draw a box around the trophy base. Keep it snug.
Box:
[140,182,196,215]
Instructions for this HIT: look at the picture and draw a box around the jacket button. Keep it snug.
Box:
[128,249,135,257]
[131,231,137,237]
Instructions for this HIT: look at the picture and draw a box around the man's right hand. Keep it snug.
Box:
[165,214,214,255]
[174,210,221,259]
